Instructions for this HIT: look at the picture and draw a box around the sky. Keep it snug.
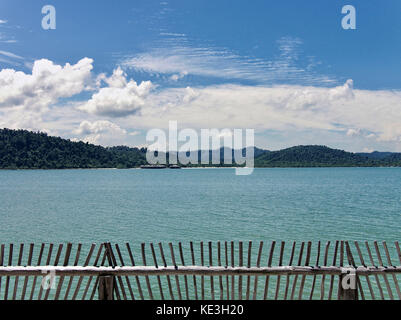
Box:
[0,0,400,152]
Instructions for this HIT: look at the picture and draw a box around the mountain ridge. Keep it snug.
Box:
[1,128,400,169]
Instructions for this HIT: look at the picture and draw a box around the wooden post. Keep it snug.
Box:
[338,271,358,300]
[98,275,114,300]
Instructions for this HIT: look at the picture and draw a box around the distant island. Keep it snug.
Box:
[0,128,400,169]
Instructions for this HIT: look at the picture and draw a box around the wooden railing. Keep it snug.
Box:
[0,241,401,300]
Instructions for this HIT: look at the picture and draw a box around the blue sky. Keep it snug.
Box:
[0,0,401,151]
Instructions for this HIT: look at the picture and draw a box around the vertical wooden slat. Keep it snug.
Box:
[82,243,102,300]
[345,241,364,300]
[320,241,330,300]
[178,242,190,300]
[102,243,114,299]
[252,241,264,300]
[263,241,276,300]
[230,241,235,300]
[246,241,252,300]
[354,241,375,299]
[141,243,153,300]
[12,243,24,300]
[105,242,126,300]
[21,243,34,299]
[44,244,63,300]
[217,242,224,300]
[309,241,320,300]
[284,241,296,300]
[159,243,173,300]
[115,244,135,300]
[4,243,13,300]
[72,243,95,300]
[98,275,114,300]
[275,241,285,300]
[82,243,103,300]
[365,241,385,300]
[395,242,401,264]
[225,241,229,300]
[126,243,145,300]
[238,241,243,300]
[290,242,304,300]
[90,245,111,300]
[63,243,81,300]
[190,242,198,300]
[0,244,4,299]
[30,243,45,300]
[390,242,401,299]
[169,243,182,300]
[150,243,165,300]
[54,242,72,300]
[208,242,215,300]
[336,241,344,300]
[200,242,205,300]
[328,241,338,300]
[298,241,311,300]
[381,241,401,298]
[374,241,393,300]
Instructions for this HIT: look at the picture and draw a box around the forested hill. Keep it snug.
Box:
[0,128,146,169]
[0,128,401,169]
[254,145,391,167]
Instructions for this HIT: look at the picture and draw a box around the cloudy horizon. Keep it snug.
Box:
[1,1,401,152]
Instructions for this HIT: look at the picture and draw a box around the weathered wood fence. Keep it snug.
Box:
[1,241,401,300]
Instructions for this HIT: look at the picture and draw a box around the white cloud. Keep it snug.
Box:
[74,120,128,146]
[118,80,401,148]
[0,49,22,64]
[0,20,7,24]
[362,147,374,153]
[0,57,93,110]
[346,128,361,137]
[77,67,153,117]
[329,79,354,100]
[1,57,401,152]
[123,36,336,85]
[182,86,199,103]
[0,50,23,60]
[170,71,187,81]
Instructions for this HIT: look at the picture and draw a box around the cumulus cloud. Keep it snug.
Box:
[280,80,354,111]
[77,67,153,117]
[329,79,354,100]
[74,120,128,146]
[120,80,401,148]
[182,87,199,103]
[1,56,401,151]
[0,57,93,110]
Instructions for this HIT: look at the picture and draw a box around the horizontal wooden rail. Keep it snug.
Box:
[1,265,401,277]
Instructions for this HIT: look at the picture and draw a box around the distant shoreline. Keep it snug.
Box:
[1,165,401,171]
[1,129,401,170]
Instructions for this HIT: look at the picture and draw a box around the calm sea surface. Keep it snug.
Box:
[1,167,400,243]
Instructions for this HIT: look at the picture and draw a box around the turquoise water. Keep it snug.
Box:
[1,168,401,300]
[0,167,400,243]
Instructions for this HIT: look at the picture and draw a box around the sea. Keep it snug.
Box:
[1,167,400,299]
